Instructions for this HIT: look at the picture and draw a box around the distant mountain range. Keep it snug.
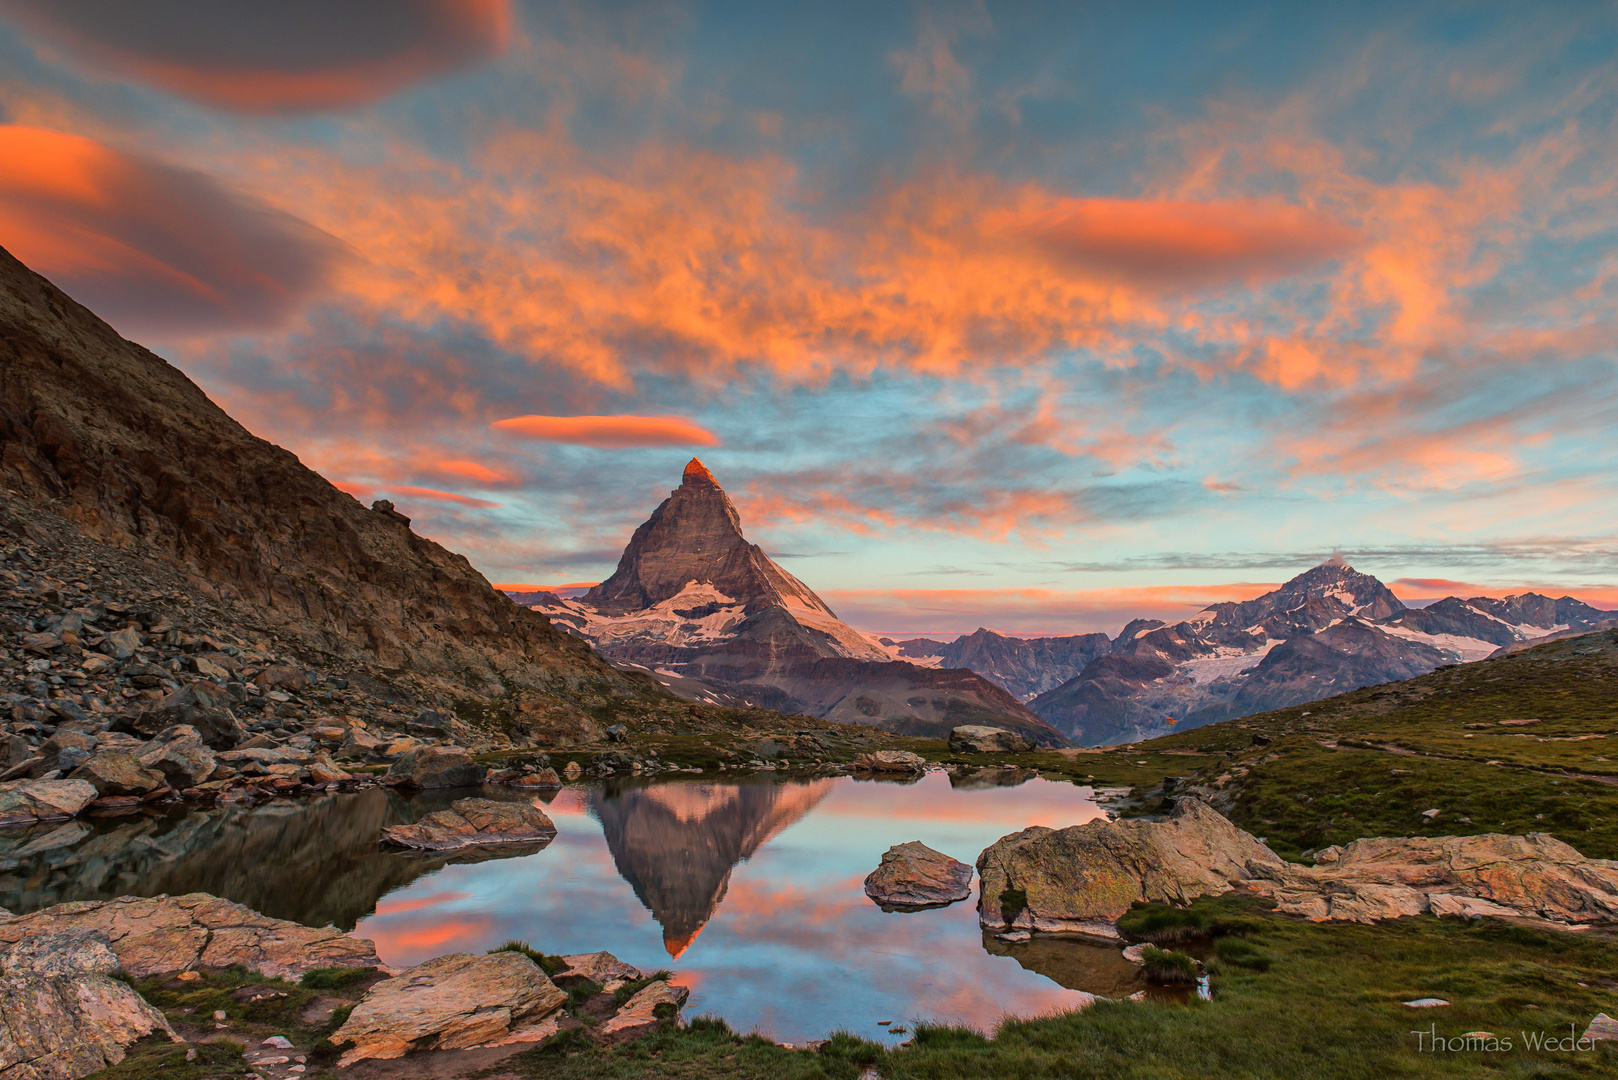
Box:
[520,459,1069,746]
[890,560,1617,745]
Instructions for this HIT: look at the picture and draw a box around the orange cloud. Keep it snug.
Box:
[436,459,511,483]
[997,196,1358,287]
[492,415,721,448]
[389,484,501,508]
[1,0,511,113]
[0,125,341,335]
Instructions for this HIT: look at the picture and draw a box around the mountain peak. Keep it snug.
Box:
[683,457,719,487]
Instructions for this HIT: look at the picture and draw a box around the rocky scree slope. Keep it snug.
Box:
[524,460,1068,747]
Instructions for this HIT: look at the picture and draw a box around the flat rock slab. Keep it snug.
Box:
[1240,832,1618,925]
[948,726,1034,753]
[977,798,1283,933]
[864,842,974,909]
[381,798,557,851]
[853,750,927,774]
[0,972,177,1080]
[333,951,567,1066]
[600,980,690,1040]
[0,779,97,825]
[0,893,380,980]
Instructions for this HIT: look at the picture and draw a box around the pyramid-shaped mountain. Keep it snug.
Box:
[526,462,1068,746]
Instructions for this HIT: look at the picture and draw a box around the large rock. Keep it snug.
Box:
[0,972,178,1079]
[135,725,217,788]
[128,682,246,749]
[381,798,557,851]
[599,979,689,1040]
[385,746,487,788]
[0,930,118,977]
[976,798,1283,937]
[0,893,380,980]
[1240,832,1618,925]
[331,951,568,1065]
[0,779,97,825]
[948,725,1035,753]
[69,752,166,797]
[553,951,640,988]
[852,750,927,774]
[864,841,974,909]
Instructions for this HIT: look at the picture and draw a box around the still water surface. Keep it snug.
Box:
[0,770,1140,1043]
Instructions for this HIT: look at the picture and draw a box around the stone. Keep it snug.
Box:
[385,746,487,788]
[381,798,557,851]
[864,841,974,909]
[512,766,562,787]
[338,727,385,759]
[100,626,142,659]
[0,779,98,825]
[1403,998,1450,1008]
[948,725,1035,753]
[254,665,307,691]
[332,951,567,1066]
[1239,831,1618,926]
[976,798,1284,936]
[307,752,352,784]
[0,930,119,977]
[0,893,380,980]
[69,752,167,798]
[191,655,232,681]
[599,979,689,1039]
[218,747,312,766]
[562,761,582,781]
[554,951,640,987]
[852,750,927,774]
[0,972,178,1079]
[130,683,246,749]
[135,725,217,789]
[1583,1013,1618,1042]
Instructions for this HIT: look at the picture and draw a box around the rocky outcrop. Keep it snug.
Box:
[853,750,927,773]
[599,979,689,1040]
[384,746,486,789]
[1240,832,1618,925]
[0,893,379,980]
[864,842,974,909]
[948,725,1034,753]
[380,798,557,851]
[331,951,568,1066]
[976,799,1283,938]
[0,779,96,825]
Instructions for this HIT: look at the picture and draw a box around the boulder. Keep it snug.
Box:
[0,893,380,980]
[135,725,217,789]
[562,761,583,781]
[1239,832,1618,926]
[0,972,178,1079]
[308,752,352,784]
[864,841,974,909]
[553,951,640,988]
[338,727,385,760]
[853,750,927,774]
[129,683,246,749]
[381,798,557,851]
[331,951,567,1065]
[99,625,141,659]
[385,746,486,789]
[0,779,98,825]
[976,798,1283,937]
[513,767,562,788]
[69,752,167,798]
[253,665,307,691]
[599,979,689,1040]
[948,725,1035,753]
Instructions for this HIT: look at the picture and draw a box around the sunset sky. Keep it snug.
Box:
[2,1,1615,637]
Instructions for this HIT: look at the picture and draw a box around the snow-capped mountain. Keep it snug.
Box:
[520,460,1067,745]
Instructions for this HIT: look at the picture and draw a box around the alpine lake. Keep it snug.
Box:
[0,768,1183,1044]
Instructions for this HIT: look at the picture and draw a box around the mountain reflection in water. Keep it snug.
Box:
[1,772,1120,1042]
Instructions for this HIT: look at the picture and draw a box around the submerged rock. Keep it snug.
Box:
[385,746,486,788]
[976,798,1283,937]
[852,750,927,774]
[948,726,1034,753]
[380,798,557,851]
[1241,832,1618,925]
[0,893,380,980]
[864,841,974,909]
[0,779,97,825]
[332,951,568,1066]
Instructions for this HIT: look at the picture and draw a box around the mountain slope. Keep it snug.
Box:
[885,628,1112,701]
[523,461,1068,746]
